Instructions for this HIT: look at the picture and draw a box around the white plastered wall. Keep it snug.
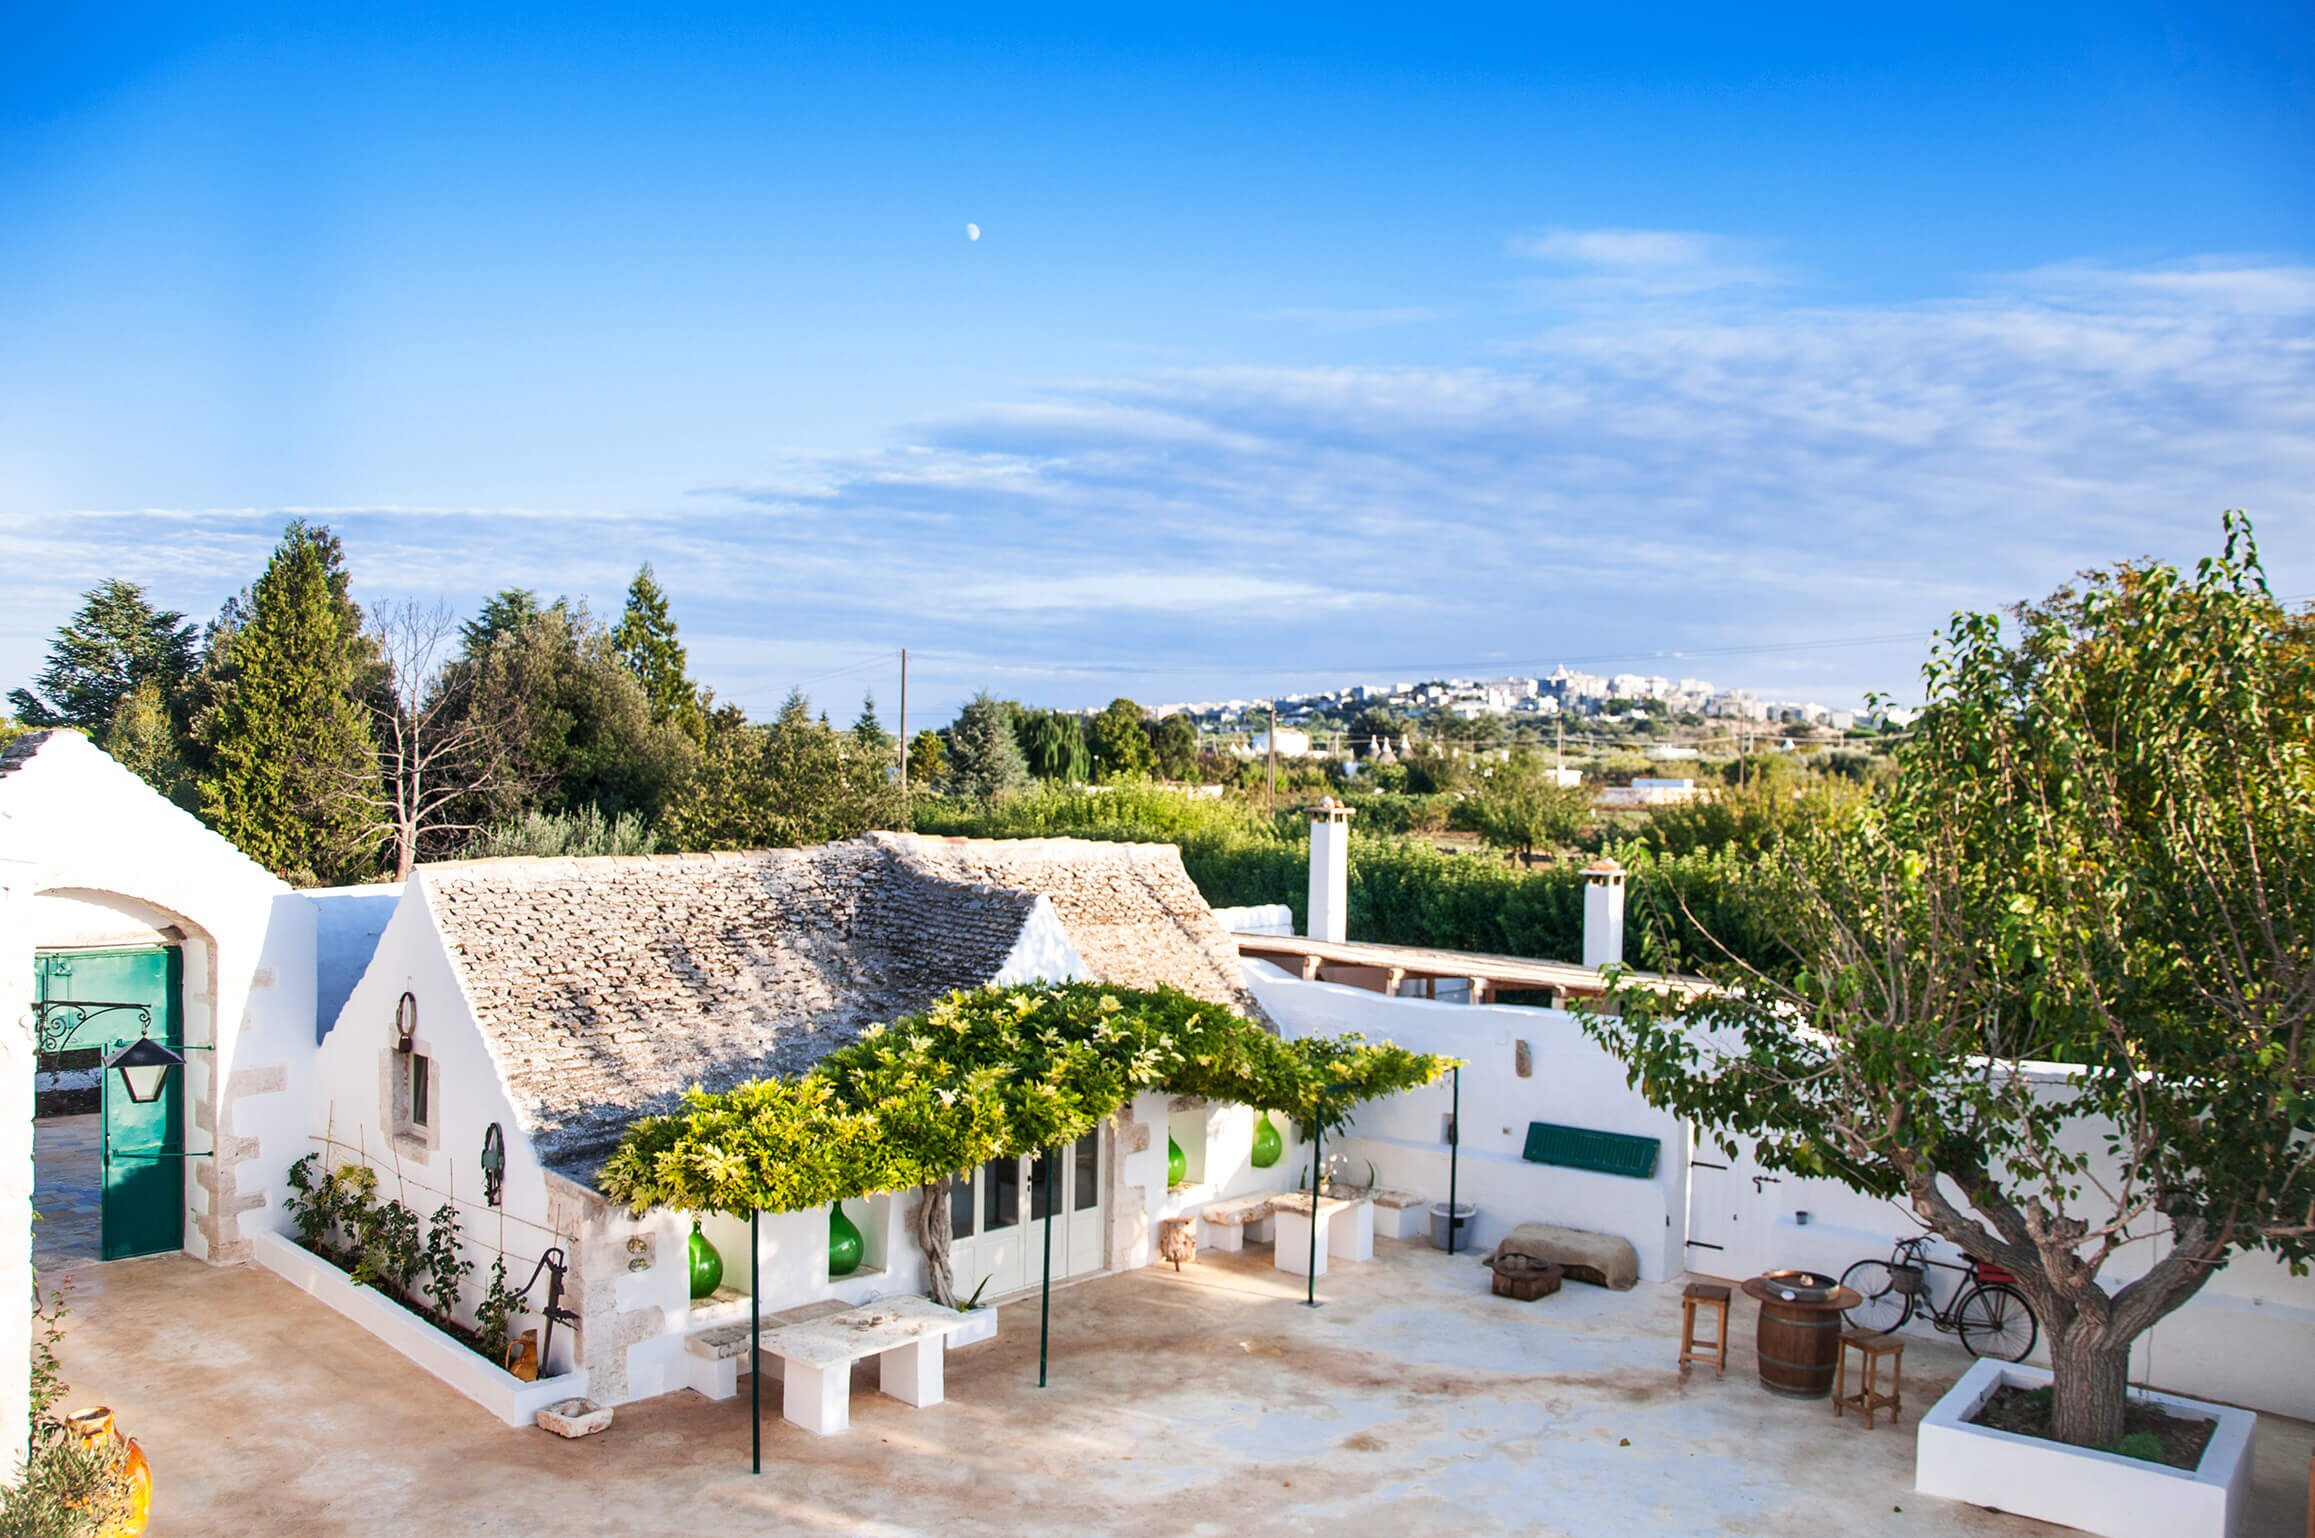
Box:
[1246,961,2315,1420]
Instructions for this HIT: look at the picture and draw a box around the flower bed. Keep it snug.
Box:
[253,1231,586,1428]
[1915,1359,2255,1538]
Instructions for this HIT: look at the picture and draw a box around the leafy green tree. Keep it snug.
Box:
[1016,708,1089,783]
[1149,712,1199,781]
[106,678,197,808]
[852,693,893,752]
[9,579,197,749]
[447,600,692,826]
[1346,707,1403,759]
[461,589,546,654]
[195,522,382,883]
[945,692,1027,803]
[1452,751,1590,859]
[905,729,946,788]
[1088,697,1155,780]
[659,692,901,849]
[1581,516,2315,1449]
[610,564,704,737]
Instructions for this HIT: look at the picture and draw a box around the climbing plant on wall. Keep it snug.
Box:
[597,982,1452,1220]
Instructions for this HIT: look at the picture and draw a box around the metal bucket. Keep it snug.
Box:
[1430,1202,1476,1251]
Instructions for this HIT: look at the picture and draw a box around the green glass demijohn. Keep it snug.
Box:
[1250,1111,1284,1169]
[1167,1135,1187,1187]
[828,1202,865,1277]
[688,1220,724,1299]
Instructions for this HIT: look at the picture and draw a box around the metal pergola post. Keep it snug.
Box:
[1305,1121,1322,1307]
[1038,1147,1057,1387]
[1448,1065,1462,1256]
[750,1209,761,1476]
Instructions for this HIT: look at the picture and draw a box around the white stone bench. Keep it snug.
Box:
[1369,1188,1426,1241]
[1268,1191,1375,1278]
[756,1295,975,1436]
[1196,1195,1277,1253]
[684,1298,847,1402]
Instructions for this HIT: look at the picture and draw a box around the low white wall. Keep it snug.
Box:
[1251,968,1686,1278]
[1246,963,2315,1418]
[1211,903,1295,937]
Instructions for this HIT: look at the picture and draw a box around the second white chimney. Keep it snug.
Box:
[1307,798,1354,943]
[1582,856,1627,970]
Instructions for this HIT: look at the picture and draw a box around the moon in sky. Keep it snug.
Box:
[966,223,981,241]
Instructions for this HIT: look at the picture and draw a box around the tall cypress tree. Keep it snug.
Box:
[610,565,699,729]
[196,522,382,883]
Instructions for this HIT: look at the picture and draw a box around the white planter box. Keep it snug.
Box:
[1916,1358,2256,1538]
[950,1306,1000,1349]
[253,1229,588,1427]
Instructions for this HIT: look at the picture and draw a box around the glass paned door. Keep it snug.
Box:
[948,1129,1109,1298]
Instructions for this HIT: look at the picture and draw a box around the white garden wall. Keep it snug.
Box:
[1244,962,2315,1419]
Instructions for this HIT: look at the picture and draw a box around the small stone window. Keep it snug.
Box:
[406,1054,432,1130]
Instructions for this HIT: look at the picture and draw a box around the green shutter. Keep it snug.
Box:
[1520,1122,1660,1180]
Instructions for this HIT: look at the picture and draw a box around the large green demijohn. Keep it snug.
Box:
[1167,1135,1187,1187]
[829,1202,865,1277]
[1250,1112,1284,1169]
[688,1220,724,1299]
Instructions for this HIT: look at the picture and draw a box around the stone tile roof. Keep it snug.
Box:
[419,835,1255,1184]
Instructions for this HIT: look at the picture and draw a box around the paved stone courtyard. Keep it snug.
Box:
[33,1114,101,1275]
[50,1238,2315,1537]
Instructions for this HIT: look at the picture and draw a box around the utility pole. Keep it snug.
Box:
[898,647,910,800]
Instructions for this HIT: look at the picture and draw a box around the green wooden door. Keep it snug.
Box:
[34,948,186,1260]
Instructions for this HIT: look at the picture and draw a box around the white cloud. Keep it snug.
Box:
[1512,228,1725,268]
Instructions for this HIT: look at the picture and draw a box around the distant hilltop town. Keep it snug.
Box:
[1154,666,1912,735]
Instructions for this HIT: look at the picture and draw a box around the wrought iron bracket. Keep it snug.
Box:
[33,999,154,1055]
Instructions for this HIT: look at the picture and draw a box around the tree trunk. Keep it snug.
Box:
[2048,1320,2131,1448]
[912,1177,955,1307]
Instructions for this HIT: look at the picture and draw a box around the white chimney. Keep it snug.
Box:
[1307,798,1354,943]
[1582,857,1626,970]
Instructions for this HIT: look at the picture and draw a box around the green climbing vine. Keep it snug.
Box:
[599,982,1454,1218]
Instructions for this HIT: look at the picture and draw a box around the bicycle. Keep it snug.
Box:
[1839,1234,2039,1361]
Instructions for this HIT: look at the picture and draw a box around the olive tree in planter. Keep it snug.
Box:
[1582,515,2314,1449]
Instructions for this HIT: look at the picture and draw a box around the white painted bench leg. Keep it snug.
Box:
[781,1359,851,1435]
[1272,1210,1329,1278]
[1247,1215,1275,1245]
[879,1338,945,1408]
[1329,1202,1375,1263]
[686,1353,739,1401]
[1199,1219,1245,1253]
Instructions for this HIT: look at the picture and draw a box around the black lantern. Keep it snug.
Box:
[106,1035,184,1105]
[395,992,418,1054]
[480,1122,506,1207]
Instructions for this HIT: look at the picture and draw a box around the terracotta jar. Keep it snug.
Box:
[64,1407,151,1537]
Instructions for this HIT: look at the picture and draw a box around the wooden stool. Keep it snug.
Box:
[1834,1332,1905,1428]
[1678,1282,1731,1377]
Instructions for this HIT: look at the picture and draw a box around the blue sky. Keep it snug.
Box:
[4,5,2311,723]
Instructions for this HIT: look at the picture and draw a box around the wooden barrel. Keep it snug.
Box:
[1754,1298,1842,1398]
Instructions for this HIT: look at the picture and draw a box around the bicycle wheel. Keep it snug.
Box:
[1956,1283,2038,1361]
[1840,1260,1911,1334]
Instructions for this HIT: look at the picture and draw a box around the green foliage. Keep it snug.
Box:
[423,1203,472,1321]
[446,598,693,825]
[609,564,703,737]
[1088,698,1155,780]
[599,983,1453,1216]
[1635,771,1862,859]
[195,521,383,884]
[104,678,196,809]
[475,1257,522,1364]
[1149,713,1199,781]
[1,1291,132,1538]
[1016,708,1090,783]
[8,578,197,747]
[660,694,901,850]
[1451,751,1592,857]
[852,693,893,752]
[905,729,946,786]
[472,805,658,858]
[2103,1431,2166,1464]
[1579,514,2315,1447]
[945,692,1028,803]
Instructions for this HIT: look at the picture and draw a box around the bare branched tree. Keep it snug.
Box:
[350,601,536,878]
